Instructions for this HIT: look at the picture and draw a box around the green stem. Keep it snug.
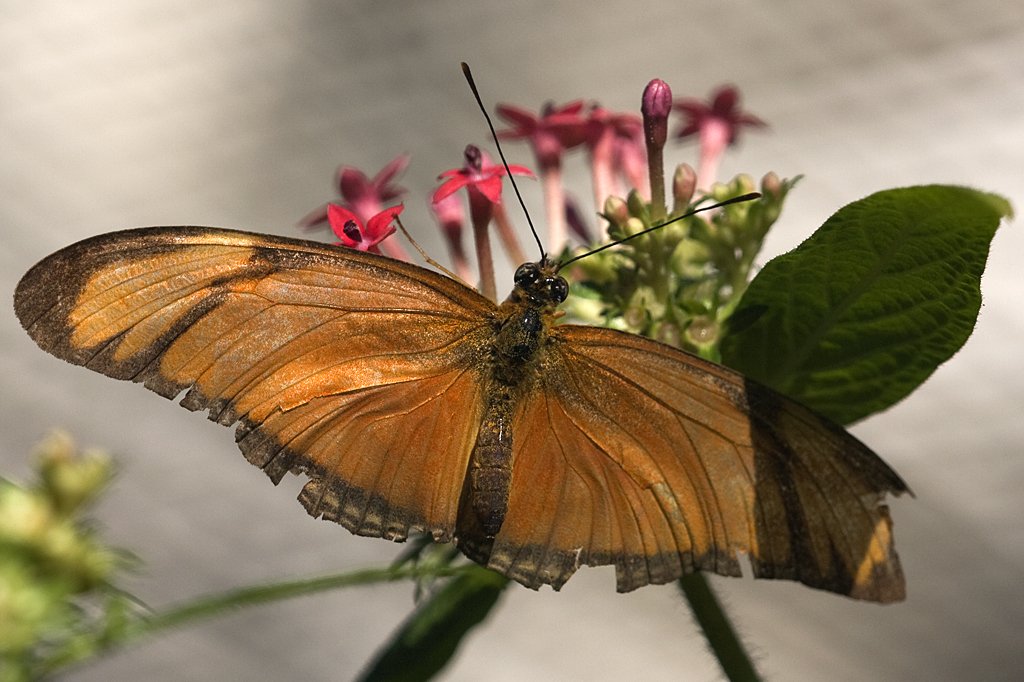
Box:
[119,564,465,645]
[679,573,761,682]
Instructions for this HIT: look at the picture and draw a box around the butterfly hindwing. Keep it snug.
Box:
[15,226,496,541]
[487,325,907,601]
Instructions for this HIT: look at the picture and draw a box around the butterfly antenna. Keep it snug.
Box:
[395,215,463,282]
[461,62,546,261]
[556,192,761,272]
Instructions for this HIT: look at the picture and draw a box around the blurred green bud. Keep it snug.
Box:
[38,431,113,516]
[672,163,697,211]
[561,288,607,325]
[0,482,54,547]
[654,321,682,348]
[625,190,649,224]
[622,217,646,238]
[602,195,629,228]
[684,315,721,350]
[670,238,711,279]
[761,171,782,197]
[0,561,60,655]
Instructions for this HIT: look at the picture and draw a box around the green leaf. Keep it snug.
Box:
[358,567,509,682]
[721,185,1011,424]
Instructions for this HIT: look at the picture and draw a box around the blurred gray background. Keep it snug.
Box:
[3,1,1022,680]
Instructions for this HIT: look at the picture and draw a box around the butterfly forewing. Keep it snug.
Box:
[15,227,495,541]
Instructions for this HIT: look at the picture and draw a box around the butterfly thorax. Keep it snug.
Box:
[489,261,567,381]
[464,261,568,537]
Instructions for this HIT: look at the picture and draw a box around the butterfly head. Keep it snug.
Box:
[511,261,568,309]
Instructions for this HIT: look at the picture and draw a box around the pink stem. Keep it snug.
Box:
[491,202,527,265]
[542,162,566,251]
[468,194,497,302]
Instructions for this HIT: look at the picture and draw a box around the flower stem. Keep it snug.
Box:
[471,210,497,302]
[119,565,465,646]
[647,144,667,223]
[679,573,761,681]
[492,202,527,265]
[542,162,567,251]
[589,129,615,220]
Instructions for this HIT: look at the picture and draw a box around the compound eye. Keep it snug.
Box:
[514,263,540,288]
[547,277,569,303]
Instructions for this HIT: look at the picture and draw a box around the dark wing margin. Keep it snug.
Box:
[15,226,496,542]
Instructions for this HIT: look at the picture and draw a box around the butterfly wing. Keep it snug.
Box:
[482,325,908,602]
[15,226,496,542]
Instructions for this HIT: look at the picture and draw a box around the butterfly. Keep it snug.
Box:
[14,225,908,601]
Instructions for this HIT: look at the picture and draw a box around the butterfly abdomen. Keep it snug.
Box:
[465,296,548,537]
[468,394,514,537]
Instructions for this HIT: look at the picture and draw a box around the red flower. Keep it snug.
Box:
[496,102,587,250]
[328,203,403,254]
[430,192,472,283]
[496,101,590,167]
[337,153,409,219]
[673,85,766,189]
[432,145,533,207]
[299,154,409,229]
[673,85,765,146]
[585,106,647,203]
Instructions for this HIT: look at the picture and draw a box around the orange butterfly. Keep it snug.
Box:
[14,226,907,601]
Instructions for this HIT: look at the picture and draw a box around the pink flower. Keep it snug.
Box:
[430,192,473,283]
[328,203,403,254]
[586,106,646,206]
[336,154,409,221]
[433,145,534,302]
[299,154,410,229]
[673,85,765,144]
[673,85,766,190]
[496,100,590,167]
[432,145,533,208]
[496,101,588,249]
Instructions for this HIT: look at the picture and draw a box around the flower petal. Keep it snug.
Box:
[327,204,363,242]
[495,104,538,132]
[474,175,505,204]
[365,204,404,241]
[373,153,411,201]
[432,176,470,204]
[506,164,536,178]
[339,168,372,203]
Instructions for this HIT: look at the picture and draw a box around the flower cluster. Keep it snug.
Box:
[301,79,792,357]
[0,432,137,677]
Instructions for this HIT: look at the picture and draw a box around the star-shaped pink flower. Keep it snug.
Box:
[496,101,590,167]
[495,101,588,249]
[328,203,403,254]
[673,85,765,145]
[673,85,766,189]
[299,154,409,230]
[432,145,533,207]
[586,106,647,205]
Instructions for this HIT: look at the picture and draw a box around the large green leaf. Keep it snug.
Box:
[357,567,509,682]
[721,185,1011,424]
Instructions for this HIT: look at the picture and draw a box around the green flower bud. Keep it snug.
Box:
[672,163,697,211]
[685,315,720,349]
[602,195,629,227]
[670,238,711,279]
[37,431,113,515]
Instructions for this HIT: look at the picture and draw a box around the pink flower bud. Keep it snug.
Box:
[642,79,672,148]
